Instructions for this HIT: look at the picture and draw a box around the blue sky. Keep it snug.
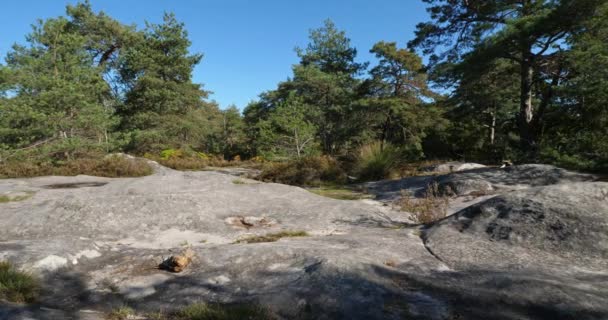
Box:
[0,1,429,109]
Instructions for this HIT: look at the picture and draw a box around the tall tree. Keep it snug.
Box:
[292,20,365,154]
[354,42,441,158]
[117,13,218,152]
[246,20,365,156]
[220,105,246,159]
[539,1,608,170]
[1,13,115,158]
[256,94,319,159]
[296,19,366,75]
[410,0,605,154]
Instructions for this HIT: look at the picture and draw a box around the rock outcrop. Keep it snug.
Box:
[421,162,486,173]
[0,163,606,320]
[425,182,608,272]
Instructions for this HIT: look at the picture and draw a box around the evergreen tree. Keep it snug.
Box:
[1,14,115,159]
[117,13,219,153]
[410,0,605,154]
[220,106,246,159]
[354,41,442,159]
[256,94,319,159]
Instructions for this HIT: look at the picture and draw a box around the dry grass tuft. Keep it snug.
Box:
[157,156,210,171]
[354,142,402,181]
[308,187,371,200]
[235,231,308,244]
[398,182,451,224]
[384,260,398,268]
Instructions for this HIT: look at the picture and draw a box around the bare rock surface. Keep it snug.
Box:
[421,162,486,173]
[425,182,608,271]
[1,163,607,319]
[364,164,597,201]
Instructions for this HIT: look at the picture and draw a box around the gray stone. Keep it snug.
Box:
[421,162,486,173]
[1,162,607,319]
[424,182,608,272]
[437,178,494,196]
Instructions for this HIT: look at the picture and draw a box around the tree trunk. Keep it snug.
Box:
[294,128,301,158]
[518,53,536,151]
[488,108,496,146]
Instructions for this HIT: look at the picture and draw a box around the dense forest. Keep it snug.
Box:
[1,0,607,181]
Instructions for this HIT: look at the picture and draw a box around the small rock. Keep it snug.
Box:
[159,248,195,272]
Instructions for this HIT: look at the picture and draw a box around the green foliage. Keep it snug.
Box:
[107,306,136,320]
[258,156,346,186]
[0,11,117,157]
[411,0,606,155]
[296,19,365,75]
[255,94,319,160]
[0,261,39,303]
[0,3,224,171]
[354,142,403,181]
[117,13,221,153]
[0,192,34,203]
[176,303,275,320]
[2,1,607,179]
[160,149,184,160]
[220,106,247,159]
[246,20,364,156]
[537,1,608,172]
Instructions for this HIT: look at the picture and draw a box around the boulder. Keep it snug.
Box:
[424,182,608,272]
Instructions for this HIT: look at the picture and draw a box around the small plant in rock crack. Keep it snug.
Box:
[107,306,136,320]
[235,231,308,244]
[398,182,450,224]
[0,261,40,303]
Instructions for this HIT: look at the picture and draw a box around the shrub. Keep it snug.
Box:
[147,149,242,171]
[107,306,136,320]
[258,156,346,186]
[354,142,403,181]
[0,261,39,303]
[160,149,184,160]
[0,155,152,179]
[176,302,275,320]
[158,156,209,170]
[398,182,450,224]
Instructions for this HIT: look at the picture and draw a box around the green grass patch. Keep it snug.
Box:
[0,191,35,203]
[107,306,136,320]
[232,179,246,184]
[0,261,39,303]
[175,303,275,320]
[308,186,372,200]
[235,231,308,244]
